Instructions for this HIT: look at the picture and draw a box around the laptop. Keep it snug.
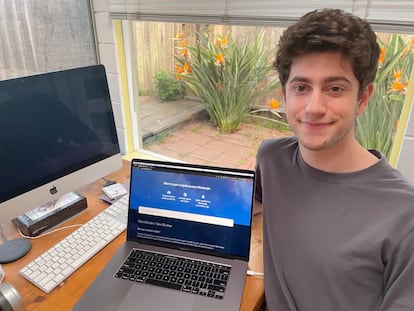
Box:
[74,158,255,311]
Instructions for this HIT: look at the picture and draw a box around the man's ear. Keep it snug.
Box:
[357,84,374,115]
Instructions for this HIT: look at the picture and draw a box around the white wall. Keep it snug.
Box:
[397,99,414,182]
[91,0,127,155]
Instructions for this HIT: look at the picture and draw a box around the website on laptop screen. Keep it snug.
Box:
[127,160,255,260]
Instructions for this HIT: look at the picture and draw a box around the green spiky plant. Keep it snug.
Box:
[175,29,280,133]
[356,34,414,160]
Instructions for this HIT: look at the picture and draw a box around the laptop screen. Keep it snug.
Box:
[127,159,255,260]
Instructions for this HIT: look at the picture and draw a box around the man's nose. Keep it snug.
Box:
[304,90,326,115]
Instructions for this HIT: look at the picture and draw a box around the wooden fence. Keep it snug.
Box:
[132,21,401,110]
[133,22,284,98]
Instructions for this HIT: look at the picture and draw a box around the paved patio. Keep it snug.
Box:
[130,96,291,170]
[144,119,291,170]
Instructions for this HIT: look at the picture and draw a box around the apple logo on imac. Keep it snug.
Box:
[49,186,58,195]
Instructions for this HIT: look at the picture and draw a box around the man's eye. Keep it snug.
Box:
[294,85,307,92]
[330,86,344,93]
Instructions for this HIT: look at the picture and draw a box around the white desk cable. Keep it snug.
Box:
[17,224,83,239]
[0,264,4,283]
[247,270,264,277]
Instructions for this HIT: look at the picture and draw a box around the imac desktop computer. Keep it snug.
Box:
[0,64,123,262]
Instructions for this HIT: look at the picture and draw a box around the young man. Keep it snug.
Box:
[255,9,414,311]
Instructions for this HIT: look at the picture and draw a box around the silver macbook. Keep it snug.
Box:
[74,158,255,311]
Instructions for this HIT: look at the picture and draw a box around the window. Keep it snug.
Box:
[0,0,97,80]
[131,21,289,170]
[109,1,414,170]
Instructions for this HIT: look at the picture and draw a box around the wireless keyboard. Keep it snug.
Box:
[20,195,129,293]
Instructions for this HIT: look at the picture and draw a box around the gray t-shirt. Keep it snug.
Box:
[255,137,414,311]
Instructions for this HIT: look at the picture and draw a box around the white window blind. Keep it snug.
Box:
[109,0,414,33]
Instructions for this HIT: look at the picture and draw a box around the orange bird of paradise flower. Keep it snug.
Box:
[379,47,386,64]
[268,98,280,110]
[215,53,225,65]
[393,69,403,80]
[391,80,407,92]
[183,63,191,72]
[175,65,184,74]
[180,48,188,57]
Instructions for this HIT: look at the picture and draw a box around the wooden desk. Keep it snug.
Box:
[1,160,264,311]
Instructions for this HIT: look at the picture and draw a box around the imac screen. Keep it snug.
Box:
[0,65,122,223]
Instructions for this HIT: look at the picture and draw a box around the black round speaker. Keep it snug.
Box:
[0,283,23,311]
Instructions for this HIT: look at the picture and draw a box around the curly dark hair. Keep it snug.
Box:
[274,9,380,97]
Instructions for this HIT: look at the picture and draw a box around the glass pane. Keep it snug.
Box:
[131,21,414,167]
[133,21,291,170]
[0,0,97,80]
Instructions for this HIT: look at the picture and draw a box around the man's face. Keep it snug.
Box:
[284,51,371,152]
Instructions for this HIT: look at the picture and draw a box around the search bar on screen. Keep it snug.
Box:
[138,206,234,227]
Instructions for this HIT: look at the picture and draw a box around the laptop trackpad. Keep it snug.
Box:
[118,284,196,311]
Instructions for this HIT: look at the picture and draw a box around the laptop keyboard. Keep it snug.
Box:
[114,249,231,299]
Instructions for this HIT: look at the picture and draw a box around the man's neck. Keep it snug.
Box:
[299,140,379,173]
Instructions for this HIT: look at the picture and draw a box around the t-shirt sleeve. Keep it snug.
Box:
[254,142,264,203]
[381,228,414,310]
